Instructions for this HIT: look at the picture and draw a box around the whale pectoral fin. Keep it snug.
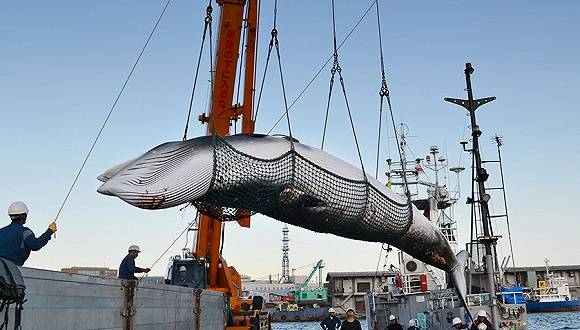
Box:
[279,188,327,210]
[450,250,473,322]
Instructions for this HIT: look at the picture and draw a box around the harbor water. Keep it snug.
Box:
[271,312,580,330]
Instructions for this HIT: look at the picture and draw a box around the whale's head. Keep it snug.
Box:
[97,137,214,209]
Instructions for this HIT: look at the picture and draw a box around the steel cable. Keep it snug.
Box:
[53,0,173,223]
[183,1,213,140]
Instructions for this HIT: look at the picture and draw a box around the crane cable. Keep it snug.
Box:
[254,0,294,145]
[53,0,172,223]
[141,210,199,280]
[321,0,367,179]
[374,0,387,178]
[183,0,214,141]
[267,0,378,135]
[373,0,413,212]
[233,1,252,134]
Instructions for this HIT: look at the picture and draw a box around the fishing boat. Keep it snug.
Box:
[365,64,529,329]
[525,259,580,313]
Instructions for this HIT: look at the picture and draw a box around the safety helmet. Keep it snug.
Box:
[128,245,141,252]
[328,307,336,313]
[408,319,417,326]
[179,266,187,272]
[477,310,488,318]
[8,201,29,216]
[389,315,396,321]
[452,317,462,325]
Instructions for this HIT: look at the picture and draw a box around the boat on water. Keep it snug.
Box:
[365,64,529,329]
[525,259,580,313]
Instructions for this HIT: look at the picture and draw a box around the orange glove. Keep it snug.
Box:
[48,222,57,233]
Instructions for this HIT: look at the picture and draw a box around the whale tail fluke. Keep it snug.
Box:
[451,250,473,321]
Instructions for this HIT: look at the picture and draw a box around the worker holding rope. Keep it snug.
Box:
[0,201,57,266]
[118,245,150,280]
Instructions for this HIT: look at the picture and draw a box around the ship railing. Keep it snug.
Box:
[426,289,462,310]
[401,274,424,294]
[466,293,492,306]
[497,291,524,305]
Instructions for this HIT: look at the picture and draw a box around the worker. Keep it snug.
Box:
[386,315,404,330]
[470,310,493,330]
[177,266,189,286]
[452,317,468,329]
[320,307,341,330]
[340,308,362,330]
[118,245,150,280]
[0,201,57,266]
[407,318,420,330]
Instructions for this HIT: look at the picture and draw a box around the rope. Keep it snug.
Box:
[267,0,378,135]
[53,0,173,223]
[320,0,341,150]
[373,0,413,217]
[322,0,367,179]
[140,211,199,280]
[374,0,387,178]
[254,0,294,145]
[183,1,213,140]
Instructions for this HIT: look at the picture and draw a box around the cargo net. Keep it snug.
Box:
[192,137,413,241]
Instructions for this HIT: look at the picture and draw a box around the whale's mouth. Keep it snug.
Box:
[97,183,115,196]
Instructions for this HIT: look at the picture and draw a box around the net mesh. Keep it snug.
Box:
[192,137,413,241]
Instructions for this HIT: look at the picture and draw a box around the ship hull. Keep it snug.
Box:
[7,266,226,329]
[526,300,580,313]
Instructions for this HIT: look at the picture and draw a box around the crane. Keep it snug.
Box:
[289,260,329,307]
[188,0,266,328]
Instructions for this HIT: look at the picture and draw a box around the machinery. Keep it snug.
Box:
[165,0,269,328]
[289,260,329,306]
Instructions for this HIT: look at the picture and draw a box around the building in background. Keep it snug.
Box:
[326,271,396,314]
[61,267,117,277]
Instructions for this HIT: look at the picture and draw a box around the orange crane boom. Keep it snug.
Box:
[194,0,259,325]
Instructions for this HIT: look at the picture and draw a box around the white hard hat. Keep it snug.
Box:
[408,319,417,326]
[389,315,396,321]
[452,317,462,325]
[477,310,488,317]
[128,245,141,252]
[8,201,29,216]
[328,308,336,313]
[179,266,187,272]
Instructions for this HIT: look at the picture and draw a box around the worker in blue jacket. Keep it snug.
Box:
[118,245,150,280]
[320,308,341,329]
[0,201,57,266]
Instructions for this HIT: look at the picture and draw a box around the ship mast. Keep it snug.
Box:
[445,63,499,323]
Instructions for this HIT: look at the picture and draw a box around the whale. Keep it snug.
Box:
[97,134,468,301]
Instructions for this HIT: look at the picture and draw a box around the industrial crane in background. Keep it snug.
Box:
[289,260,329,307]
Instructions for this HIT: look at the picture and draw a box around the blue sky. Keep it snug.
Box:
[1,1,579,279]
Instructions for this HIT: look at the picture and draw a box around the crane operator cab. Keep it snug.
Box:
[165,256,207,289]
